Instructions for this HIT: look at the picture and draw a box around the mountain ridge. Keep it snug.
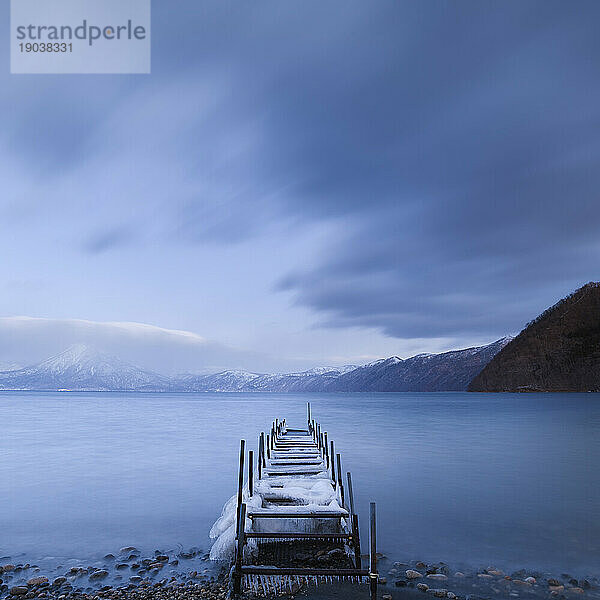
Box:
[0,339,510,392]
[469,282,600,392]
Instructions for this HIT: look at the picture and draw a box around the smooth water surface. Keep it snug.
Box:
[1,392,599,576]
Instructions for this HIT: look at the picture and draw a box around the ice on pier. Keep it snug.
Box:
[209,438,345,560]
[209,491,261,560]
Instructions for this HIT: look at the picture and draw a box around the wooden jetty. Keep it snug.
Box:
[229,402,378,598]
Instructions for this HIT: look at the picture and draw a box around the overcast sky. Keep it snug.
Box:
[1,1,599,373]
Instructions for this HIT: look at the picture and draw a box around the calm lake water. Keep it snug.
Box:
[1,391,599,577]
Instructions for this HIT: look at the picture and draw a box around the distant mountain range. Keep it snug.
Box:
[0,339,511,393]
[470,282,600,392]
[3,283,596,393]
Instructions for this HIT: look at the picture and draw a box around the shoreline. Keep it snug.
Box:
[2,548,599,600]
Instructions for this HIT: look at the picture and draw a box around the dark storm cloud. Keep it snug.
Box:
[110,0,600,338]
[4,1,600,341]
[243,0,600,338]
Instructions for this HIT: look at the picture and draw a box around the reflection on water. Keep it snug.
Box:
[1,391,599,576]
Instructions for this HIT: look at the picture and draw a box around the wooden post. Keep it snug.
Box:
[352,513,362,569]
[330,440,336,483]
[369,502,377,600]
[233,502,247,596]
[258,445,262,480]
[336,454,345,507]
[237,439,245,513]
[307,402,311,427]
[347,472,355,516]
[324,432,329,468]
[233,441,245,597]
[248,450,254,496]
[266,434,271,459]
[260,432,266,468]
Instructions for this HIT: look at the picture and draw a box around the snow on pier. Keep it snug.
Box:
[210,403,378,598]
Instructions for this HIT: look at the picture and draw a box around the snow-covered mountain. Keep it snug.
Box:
[170,365,357,392]
[243,366,357,392]
[173,369,262,392]
[324,337,513,392]
[0,338,511,392]
[0,345,169,391]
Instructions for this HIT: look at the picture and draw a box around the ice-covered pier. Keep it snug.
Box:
[210,403,378,598]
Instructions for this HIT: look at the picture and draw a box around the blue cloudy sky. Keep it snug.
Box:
[1,1,600,373]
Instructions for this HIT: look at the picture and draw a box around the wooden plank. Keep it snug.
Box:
[271,451,320,455]
[248,511,348,518]
[265,471,324,476]
[269,461,323,466]
[245,532,351,539]
[274,442,316,446]
[241,567,369,576]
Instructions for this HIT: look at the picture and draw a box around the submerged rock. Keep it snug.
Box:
[9,586,28,596]
[407,570,423,579]
[89,570,108,581]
